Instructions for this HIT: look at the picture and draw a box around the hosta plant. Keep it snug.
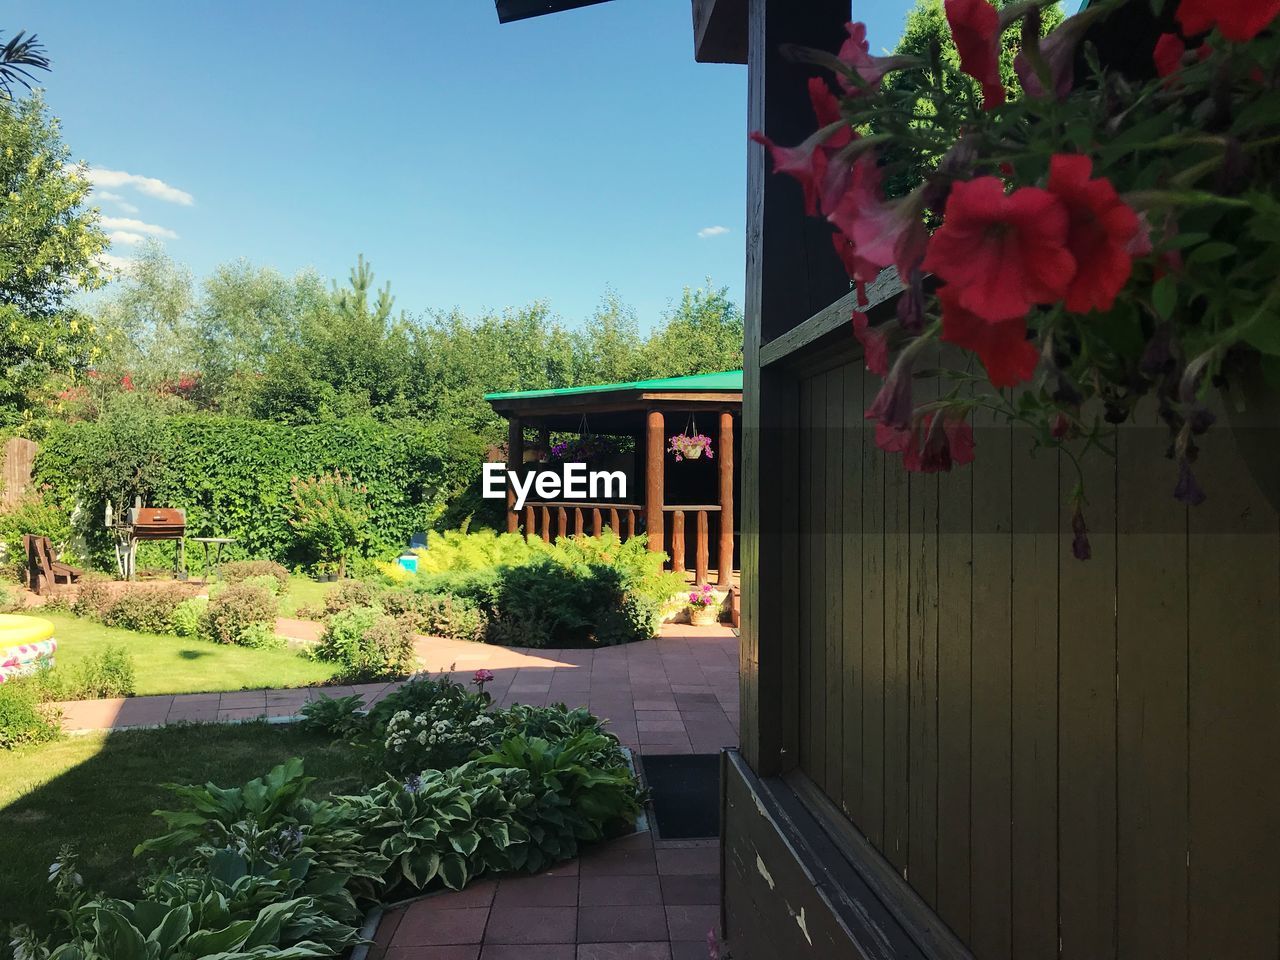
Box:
[754,0,1280,556]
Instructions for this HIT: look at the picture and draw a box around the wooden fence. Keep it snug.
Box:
[1,437,38,509]
[790,347,1280,959]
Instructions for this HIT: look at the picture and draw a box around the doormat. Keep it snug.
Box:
[640,753,721,839]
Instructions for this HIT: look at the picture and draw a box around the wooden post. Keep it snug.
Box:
[592,508,603,537]
[646,410,665,555]
[540,506,551,543]
[696,510,710,585]
[718,409,735,585]
[557,507,568,540]
[524,504,535,540]
[740,0,853,776]
[672,510,687,573]
[609,507,620,533]
[574,507,585,537]
[506,417,523,534]
[626,509,637,540]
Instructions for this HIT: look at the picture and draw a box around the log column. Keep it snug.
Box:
[506,417,523,534]
[718,409,735,585]
[645,410,665,555]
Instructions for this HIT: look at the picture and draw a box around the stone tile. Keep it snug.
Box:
[635,710,683,723]
[420,878,497,910]
[633,700,678,712]
[637,730,693,746]
[577,945,672,960]
[637,742,694,756]
[394,906,489,946]
[386,948,479,960]
[483,906,577,944]
[637,720,687,733]
[658,875,719,906]
[481,947,574,960]
[493,874,578,908]
[579,833,657,877]
[577,905,670,943]
[578,874,662,906]
[670,942,710,960]
[665,905,720,942]
[656,848,720,877]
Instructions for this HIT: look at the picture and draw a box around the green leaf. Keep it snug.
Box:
[1152,275,1178,320]
[438,853,469,891]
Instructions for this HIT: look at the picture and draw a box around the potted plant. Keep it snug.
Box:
[687,583,720,626]
[752,0,1280,557]
[668,432,715,462]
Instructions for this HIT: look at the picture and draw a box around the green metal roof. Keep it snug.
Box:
[484,370,743,402]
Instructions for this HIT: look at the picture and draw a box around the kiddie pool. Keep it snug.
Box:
[0,614,57,683]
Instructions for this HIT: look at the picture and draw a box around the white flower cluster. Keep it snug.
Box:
[384,706,496,763]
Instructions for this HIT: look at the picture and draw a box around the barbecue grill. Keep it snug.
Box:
[107,500,186,580]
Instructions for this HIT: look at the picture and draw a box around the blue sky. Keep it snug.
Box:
[9,0,916,329]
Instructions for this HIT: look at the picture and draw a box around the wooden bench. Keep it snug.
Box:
[23,534,83,596]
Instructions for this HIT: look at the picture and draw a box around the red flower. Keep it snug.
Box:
[1015,10,1093,100]
[939,286,1040,388]
[750,79,853,216]
[831,232,880,285]
[1046,154,1142,314]
[120,374,135,392]
[837,22,880,94]
[1176,0,1280,41]
[875,421,912,453]
[899,412,976,473]
[851,310,888,375]
[1154,33,1186,76]
[945,0,1005,108]
[923,176,1074,322]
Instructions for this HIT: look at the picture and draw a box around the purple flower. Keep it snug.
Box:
[865,352,915,430]
[1071,503,1092,561]
[1174,457,1207,506]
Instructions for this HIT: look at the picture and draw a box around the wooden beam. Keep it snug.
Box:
[506,417,523,534]
[740,0,852,778]
[495,0,614,24]
[693,0,748,64]
[719,409,735,585]
[645,410,665,554]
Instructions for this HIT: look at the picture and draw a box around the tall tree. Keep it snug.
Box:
[643,282,744,377]
[0,92,108,416]
[0,31,49,101]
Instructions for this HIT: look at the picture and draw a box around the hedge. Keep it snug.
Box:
[34,415,486,569]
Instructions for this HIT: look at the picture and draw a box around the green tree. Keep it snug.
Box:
[571,290,645,384]
[643,281,744,377]
[92,242,196,384]
[0,92,108,416]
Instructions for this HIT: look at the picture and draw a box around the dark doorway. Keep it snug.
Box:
[641,753,721,839]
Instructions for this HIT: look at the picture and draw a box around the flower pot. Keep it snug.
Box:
[683,447,703,460]
[689,605,718,626]
[1223,354,1280,515]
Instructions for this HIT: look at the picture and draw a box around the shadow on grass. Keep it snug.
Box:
[177,649,212,660]
[0,722,361,937]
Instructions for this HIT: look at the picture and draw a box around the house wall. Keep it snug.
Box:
[775,341,1280,959]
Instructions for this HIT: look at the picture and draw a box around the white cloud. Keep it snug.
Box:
[697,225,730,238]
[88,167,194,206]
[95,189,141,214]
[108,230,146,246]
[100,216,178,239]
[95,253,136,275]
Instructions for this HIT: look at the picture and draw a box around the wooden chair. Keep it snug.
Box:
[24,534,83,595]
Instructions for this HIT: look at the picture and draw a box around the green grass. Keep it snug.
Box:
[277,574,329,618]
[0,723,360,933]
[43,612,340,697]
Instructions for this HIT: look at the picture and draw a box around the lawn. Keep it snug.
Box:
[44,611,340,697]
[0,723,360,933]
[277,573,330,618]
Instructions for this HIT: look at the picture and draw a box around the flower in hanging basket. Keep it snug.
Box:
[551,435,617,463]
[668,433,715,462]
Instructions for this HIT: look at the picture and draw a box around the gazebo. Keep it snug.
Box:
[485,370,741,585]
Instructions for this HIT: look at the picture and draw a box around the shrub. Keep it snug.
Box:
[221,559,290,592]
[0,489,76,580]
[33,646,137,701]
[0,681,60,749]
[168,596,208,636]
[240,572,283,597]
[290,472,369,577]
[380,588,488,644]
[380,680,496,773]
[198,581,277,645]
[324,578,375,616]
[317,606,416,680]
[298,693,366,739]
[99,584,191,634]
[71,572,115,619]
[238,622,285,649]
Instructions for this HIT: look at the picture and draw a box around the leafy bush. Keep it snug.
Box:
[316,606,416,680]
[221,558,290,592]
[71,572,115,619]
[0,680,60,749]
[323,578,375,616]
[169,596,208,636]
[238,621,285,649]
[198,581,277,645]
[382,687,497,773]
[380,587,489,643]
[240,572,283,597]
[99,583,192,634]
[35,645,137,700]
[298,693,366,739]
[0,489,76,579]
[289,472,369,577]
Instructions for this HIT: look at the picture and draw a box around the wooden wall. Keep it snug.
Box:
[789,348,1280,959]
[1,437,37,509]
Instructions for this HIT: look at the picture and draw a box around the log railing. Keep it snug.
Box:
[513,502,644,545]
[663,504,721,585]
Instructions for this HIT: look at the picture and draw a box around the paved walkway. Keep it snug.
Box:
[370,831,720,960]
[55,623,741,758]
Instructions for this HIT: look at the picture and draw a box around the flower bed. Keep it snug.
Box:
[9,675,641,959]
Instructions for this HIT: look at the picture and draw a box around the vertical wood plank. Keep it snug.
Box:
[968,409,1013,960]
[841,360,865,825]
[806,374,828,789]
[719,410,736,585]
[824,367,845,803]
[860,362,887,849]
[506,418,523,534]
[1058,426,1118,960]
[908,353,940,906]
[798,378,814,778]
[646,410,665,554]
[1116,416,1188,960]
[540,506,552,543]
[882,409,910,872]
[574,507,585,538]
[1186,404,1280,958]
[1009,431,1058,959]
[557,507,568,541]
[626,508,636,540]
[592,508,603,538]
[610,507,620,533]
[524,504,535,541]
[934,396,973,940]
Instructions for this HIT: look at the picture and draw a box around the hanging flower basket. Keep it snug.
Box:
[668,433,714,462]
[752,0,1280,559]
